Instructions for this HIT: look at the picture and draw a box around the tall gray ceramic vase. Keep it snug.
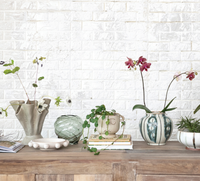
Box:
[10,98,51,145]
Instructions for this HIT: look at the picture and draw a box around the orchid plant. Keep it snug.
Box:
[125,56,198,113]
[0,57,62,117]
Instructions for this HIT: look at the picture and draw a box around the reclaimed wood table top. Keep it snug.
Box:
[0,141,200,175]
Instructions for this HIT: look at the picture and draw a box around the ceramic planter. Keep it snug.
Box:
[177,130,200,150]
[10,99,51,145]
[139,112,173,145]
[96,113,125,138]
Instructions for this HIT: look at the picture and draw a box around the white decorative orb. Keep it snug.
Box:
[28,142,33,147]
[63,140,69,147]
[33,143,39,148]
[55,143,61,149]
[44,144,49,149]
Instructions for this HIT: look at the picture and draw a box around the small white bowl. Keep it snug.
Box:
[177,130,200,150]
[28,138,69,150]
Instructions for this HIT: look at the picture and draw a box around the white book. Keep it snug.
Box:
[89,141,132,145]
[88,144,133,150]
[0,141,24,153]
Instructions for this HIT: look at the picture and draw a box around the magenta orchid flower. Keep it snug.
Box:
[186,72,195,80]
[125,57,134,69]
[137,56,147,65]
[140,62,151,72]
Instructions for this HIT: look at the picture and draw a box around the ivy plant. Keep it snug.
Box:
[82,104,125,155]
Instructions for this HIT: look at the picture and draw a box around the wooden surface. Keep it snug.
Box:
[0,141,200,181]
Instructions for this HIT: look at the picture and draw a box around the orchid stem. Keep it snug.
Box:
[163,72,186,108]
[140,69,146,107]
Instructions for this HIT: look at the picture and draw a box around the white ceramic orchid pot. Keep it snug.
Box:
[139,112,173,145]
[10,98,51,145]
[96,113,125,138]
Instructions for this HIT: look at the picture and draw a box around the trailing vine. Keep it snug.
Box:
[82,104,125,155]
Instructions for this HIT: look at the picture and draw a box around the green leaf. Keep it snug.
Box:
[82,124,86,128]
[90,147,97,152]
[12,66,20,73]
[95,122,98,127]
[105,131,109,136]
[94,128,97,132]
[32,83,38,87]
[86,114,91,119]
[94,152,100,155]
[132,104,152,113]
[164,107,177,112]
[86,123,90,128]
[106,119,110,125]
[111,109,116,113]
[55,96,62,106]
[102,114,106,120]
[90,118,95,123]
[38,76,44,81]
[91,109,95,112]
[39,57,46,61]
[83,140,87,144]
[161,97,176,113]
[99,136,102,140]
[194,104,200,114]
[91,113,95,117]
[3,69,12,74]
[3,60,14,67]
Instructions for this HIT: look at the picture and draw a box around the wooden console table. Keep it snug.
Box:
[0,141,200,181]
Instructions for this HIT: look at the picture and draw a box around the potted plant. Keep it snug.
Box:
[177,113,200,150]
[125,56,198,145]
[82,104,125,155]
[0,58,62,145]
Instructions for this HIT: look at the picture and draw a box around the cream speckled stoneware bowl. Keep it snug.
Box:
[28,138,69,150]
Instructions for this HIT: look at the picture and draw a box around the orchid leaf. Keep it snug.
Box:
[38,76,44,81]
[132,104,152,113]
[164,107,177,112]
[3,69,12,74]
[12,66,20,73]
[161,97,176,113]
[194,104,200,114]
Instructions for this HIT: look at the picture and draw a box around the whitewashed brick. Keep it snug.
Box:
[82,2,103,11]
[105,2,126,12]
[16,1,37,10]
[0,1,15,10]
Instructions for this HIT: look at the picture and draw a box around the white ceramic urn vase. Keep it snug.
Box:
[96,113,125,138]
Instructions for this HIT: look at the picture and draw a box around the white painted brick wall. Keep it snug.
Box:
[0,0,200,141]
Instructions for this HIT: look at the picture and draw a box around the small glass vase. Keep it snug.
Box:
[139,112,173,145]
[54,115,83,145]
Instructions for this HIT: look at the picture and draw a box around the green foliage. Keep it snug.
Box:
[3,60,14,66]
[161,97,177,113]
[12,67,20,73]
[3,69,12,74]
[32,83,38,87]
[38,76,44,81]
[194,104,200,114]
[132,104,152,113]
[55,96,62,106]
[176,116,200,133]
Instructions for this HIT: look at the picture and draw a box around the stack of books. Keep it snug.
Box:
[0,141,24,153]
[88,134,133,150]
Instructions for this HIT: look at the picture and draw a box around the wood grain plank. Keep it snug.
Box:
[0,174,35,181]
[74,174,113,181]
[113,162,136,181]
[36,174,74,181]
[136,174,200,181]
[74,175,95,181]
[137,160,200,175]
[0,175,7,181]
